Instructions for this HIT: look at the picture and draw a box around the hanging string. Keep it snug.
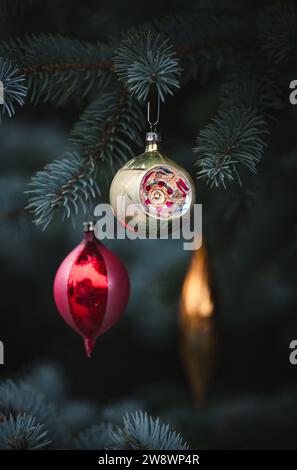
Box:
[147,94,160,132]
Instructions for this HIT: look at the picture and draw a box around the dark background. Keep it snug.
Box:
[1,0,297,449]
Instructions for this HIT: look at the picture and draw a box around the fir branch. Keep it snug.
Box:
[0,13,248,108]
[0,57,27,118]
[27,89,145,228]
[110,411,189,450]
[101,401,143,425]
[155,13,249,83]
[194,108,267,188]
[24,35,112,105]
[258,2,297,65]
[0,380,69,448]
[26,153,99,229]
[70,88,145,164]
[114,31,181,102]
[0,380,53,422]
[0,39,25,64]
[220,55,284,116]
[0,414,50,450]
[0,35,113,105]
[74,424,114,450]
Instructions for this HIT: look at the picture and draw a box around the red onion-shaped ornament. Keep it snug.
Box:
[53,223,130,357]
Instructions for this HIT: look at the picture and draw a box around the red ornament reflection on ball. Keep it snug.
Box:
[53,223,130,357]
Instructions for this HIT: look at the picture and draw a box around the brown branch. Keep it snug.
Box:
[55,90,129,202]
[5,206,28,220]
[58,157,93,198]
[90,89,129,159]
[20,37,249,77]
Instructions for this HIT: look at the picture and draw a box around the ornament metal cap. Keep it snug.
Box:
[83,221,95,232]
[145,131,162,151]
[145,131,162,144]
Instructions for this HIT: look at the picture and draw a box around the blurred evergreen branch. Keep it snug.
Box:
[0,415,50,450]
[258,1,297,65]
[0,369,189,451]
[155,12,248,83]
[101,401,143,426]
[21,364,67,404]
[110,411,189,450]
[220,56,284,117]
[61,402,100,434]
[0,380,69,448]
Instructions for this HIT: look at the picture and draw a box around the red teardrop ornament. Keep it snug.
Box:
[53,229,130,357]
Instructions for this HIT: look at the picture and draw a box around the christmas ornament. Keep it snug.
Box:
[110,99,195,235]
[53,222,130,357]
[180,243,217,409]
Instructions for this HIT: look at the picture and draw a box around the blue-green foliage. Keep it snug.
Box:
[26,88,145,228]
[26,153,99,229]
[0,414,50,450]
[0,380,69,448]
[0,35,112,105]
[0,367,189,451]
[195,108,267,188]
[114,30,181,102]
[0,57,27,118]
[110,411,189,450]
[70,89,145,164]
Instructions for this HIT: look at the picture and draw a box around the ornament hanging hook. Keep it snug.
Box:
[147,94,160,131]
